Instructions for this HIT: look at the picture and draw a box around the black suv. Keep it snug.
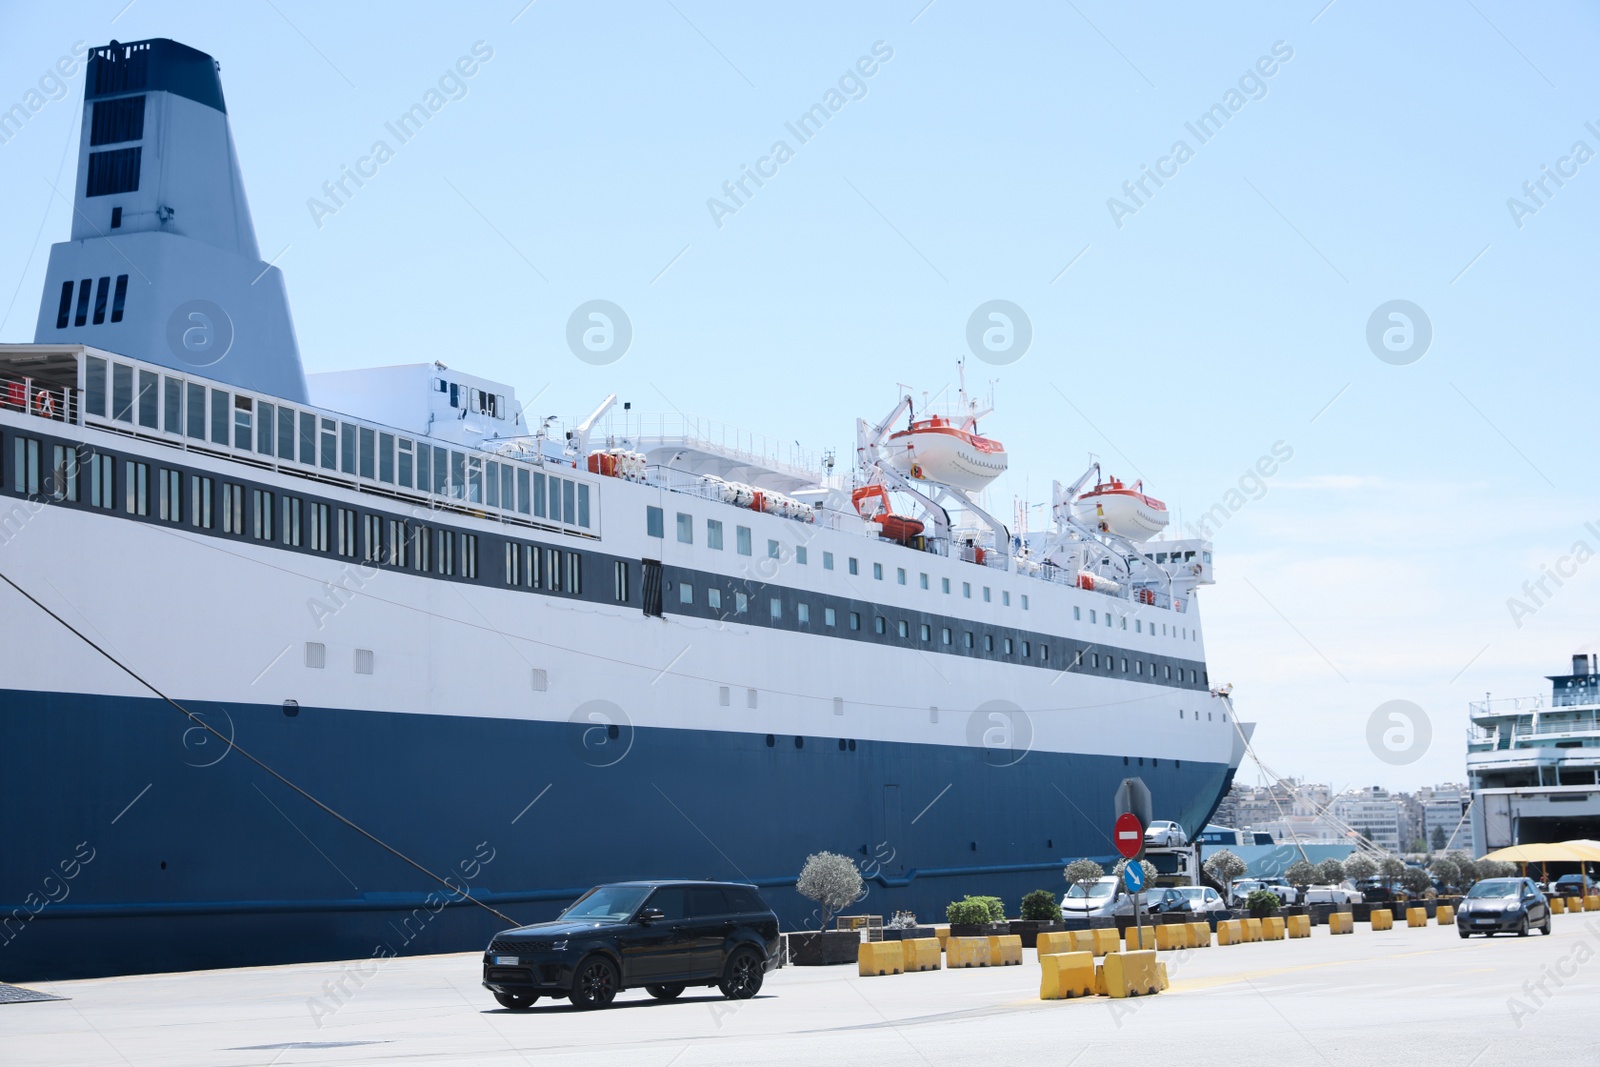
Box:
[482,880,780,1010]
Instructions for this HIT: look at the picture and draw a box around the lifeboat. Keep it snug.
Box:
[1072,478,1168,541]
[885,415,1007,493]
[852,484,924,545]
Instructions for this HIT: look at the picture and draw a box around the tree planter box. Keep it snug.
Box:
[1280,904,1309,918]
[1351,903,1391,924]
[948,922,1007,938]
[880,926,938,942]
[786,930,860,966]
[1006,920,1062,948]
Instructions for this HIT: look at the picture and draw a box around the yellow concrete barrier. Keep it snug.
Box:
[1329,912,1353,935]
[1370,909,1394,931]
[1157,961,1169,990]
[1585,895,1600,913]
[1436,905,1455,925]
[900,937,941,972]
[1550,897,1566,914]
[1092,928,1121,956]
[1242,917,1263,942]
[946,936,989,968]
[1036,931,1074,956]
[1124,925,1156,950]
[1216,919,1244,945]
[1190,921,1212,947]
[1038,951,1096,1000]
[1092,963,1107,996]
[1567,897,1584,914]
[1406,907,1427,928]
[1260,916,1285,940]
[1102,950,1163,998]
[1286,914,1311,938]
[934,925,951,951]
[858,941,904,977]
[988,934,1023,966]
[1154,923,1186,950]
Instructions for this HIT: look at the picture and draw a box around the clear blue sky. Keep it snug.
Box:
[3,1,1597,793]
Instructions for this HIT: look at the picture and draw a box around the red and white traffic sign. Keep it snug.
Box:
[1114,812,1144,858]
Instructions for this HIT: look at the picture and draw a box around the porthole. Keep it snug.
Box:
[848,739,857,752]
[838,738,847,751]
[765,734,775,747]
[282,700,299,717]
[795,736,804,749]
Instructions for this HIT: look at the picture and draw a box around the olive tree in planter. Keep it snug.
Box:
[1285,859,1319,893]
[1429,855,1461,894]
[1400,865,1433,901]
[880,910,934,942]
[1063,859,1105,896]
[1205,849,1248,904]
[1008,890,1062,947]
[790,851,864,965]
[1340,854,1372,885]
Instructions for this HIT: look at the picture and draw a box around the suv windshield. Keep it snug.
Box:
[559,885,652,922]
[1466,879,1521,899]
[1066,881,1114,899]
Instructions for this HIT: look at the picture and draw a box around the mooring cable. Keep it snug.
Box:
[0,566,523,928]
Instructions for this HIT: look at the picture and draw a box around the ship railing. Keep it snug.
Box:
[585,412,823,483]
[644,465,845,531]
[0,374,77,425]
[1469,696,1550,716]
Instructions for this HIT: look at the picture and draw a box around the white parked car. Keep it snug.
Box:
[1144,820,1188,848]
[1302,883,1364,905]
[1258,877,1299,905]
[1169,886,1227,914]
[1061,877,1157,920]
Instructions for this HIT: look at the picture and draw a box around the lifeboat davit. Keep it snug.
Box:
[886,415,1007,493]
[852,484,925,545]
[1072,478,1168,541]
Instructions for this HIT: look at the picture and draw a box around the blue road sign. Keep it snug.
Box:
[1123,863,1145,893]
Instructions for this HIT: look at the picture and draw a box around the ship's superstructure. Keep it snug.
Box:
[0,38,1245,982]
[1469,654,1600,853]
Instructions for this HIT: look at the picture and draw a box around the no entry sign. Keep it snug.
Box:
[1114,812,1143,859]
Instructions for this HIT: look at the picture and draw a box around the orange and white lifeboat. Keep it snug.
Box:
[852,484,925,545]
[885,416,1007,493]
[1072,478,1168,541]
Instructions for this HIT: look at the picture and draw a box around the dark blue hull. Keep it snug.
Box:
[0,688,1228,981]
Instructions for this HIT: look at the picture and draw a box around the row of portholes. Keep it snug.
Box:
[763,735,858,751]
[1122,755,1181,769]
[1178,709,1227,722]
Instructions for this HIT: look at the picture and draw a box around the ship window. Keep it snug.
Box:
[873,563,883,580]
[562,479,576,523]
[485,461,500,507]
[1107,614,1113,627]
[825,607,836,627]
[1041,644,1049,661]
[1120,617,1127,629]
[1090,652,1099,668]
[55,281,73,329]
[233,397,252,451]
[920,623,930,642]
[942,577,950,594]
[849,611,860,630]
[735,592,748,614]
[433,447,449,495]
[983,587,991,603]
[737,526,751,555]
[281,496,301,546]
[797,547,807,565]
[897,568,906,585]
[333,508,354,556]
[531,472,545,517]
[707,519,723,549]
[122,462,149,516]
[941,627,951,644]
[613,559,629,601]
[191,475,213,529]
[112,206,122,228]
[92,276,110,324]
[379,433,395,483]
[647,506,664,538]
[707,587,721,610]
[221,483,245,534]
[307,501,327,550]
[49,445,78,502]
[296,411,315,463]
[770,597,782,620]
[12,438,40,495]
[1003,591,1011,607]
[362,514,382,561]
[111,274,129,323]
[257,402,275,454]
[137,370,158,428]
[253,490,274,540]
[920,573,928,589]
[467,456,483,503]
[111,363,132,422]
[82,355,107,416]
[984,634,993,652]
[1089,609,1096,624]
[357,427,376,480]
[964,632,973,648]
[161,377,181,434]
[677,512,693,543]
[1004,637,1013,655]
[316,418,336,469]
[211,390,229,445]
[680,583,694,605]
[768,539,780,560]
[1121,657,1129,672]
[719,687,731,707]
[798,603,810,624]
[274,407,297,462]
[875,616,886,635]
[505,542,521,585]
[412,526,431,571]
[497,463,512,508]
[86,147,141,196]
[338,426,357,477]
[1074,606,1081,621]
[1135,660,1142,675]
[515,468,530,514]
[1021,640,1030,657]
[848,557,858,575]
[823,551,834,570]
[567,552,582,594]
[1136,619,1142,633]
[963,582,971,598]
[449,382,459,408]
[576,483,592,528]
[897,620,909,638]
[437,528,454,575]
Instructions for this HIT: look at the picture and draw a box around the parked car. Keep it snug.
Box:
[482,880,780,1010]
[1551,874,1597,897]
[1168,885,1228,914]
[1147,888,1191,914]
[1258,877,1299,905]
[1144,820,1188,848]
[1302,883,1364,905]
[1061,877,1164,919]
[1456,877,1552,938]
[1358,878,1398,903]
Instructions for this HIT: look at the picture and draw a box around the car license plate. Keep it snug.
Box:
[1474,918,1494,924]
[492,955,518,965]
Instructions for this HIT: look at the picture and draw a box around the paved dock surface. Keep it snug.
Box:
[8,919,1600,1065]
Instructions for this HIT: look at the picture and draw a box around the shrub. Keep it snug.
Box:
[1020,890,1058,921]
[946,897,996,925]
[1245,888,1281,917]
[1205,849,1248,886]
[1341,854,1374,883]
[1285,859,1319,886]
[973,895,1005,921]
[1399,866,1432,897]
[1428,856,1461,893]
[795,851,864,929]
[1379,856,1406,882]
[886,910,919,930]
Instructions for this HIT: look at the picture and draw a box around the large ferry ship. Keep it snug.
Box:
[0,38,1246,982]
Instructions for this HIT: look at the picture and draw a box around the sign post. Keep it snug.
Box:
[1114,812,1145,949]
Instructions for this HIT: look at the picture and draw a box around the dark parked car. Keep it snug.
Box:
[1456,877,1552,938]
[1147,888,1191,914]
[482,880,780,1010]
[1551,874,1596,897]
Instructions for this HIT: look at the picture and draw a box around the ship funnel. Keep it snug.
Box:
[1575,654,1590,677]
[32,38,309,402]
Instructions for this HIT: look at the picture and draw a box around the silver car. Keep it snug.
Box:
[1144,820,1188,848]
[1169,886,1227,914]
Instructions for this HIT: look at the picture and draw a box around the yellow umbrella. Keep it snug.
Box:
[1480,841,1600,884]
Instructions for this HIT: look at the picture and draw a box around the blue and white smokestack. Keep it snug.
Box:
[32,38,309,403]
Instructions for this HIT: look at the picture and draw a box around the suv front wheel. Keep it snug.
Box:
[569,956,619,1010]
[719,947,764,1000]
